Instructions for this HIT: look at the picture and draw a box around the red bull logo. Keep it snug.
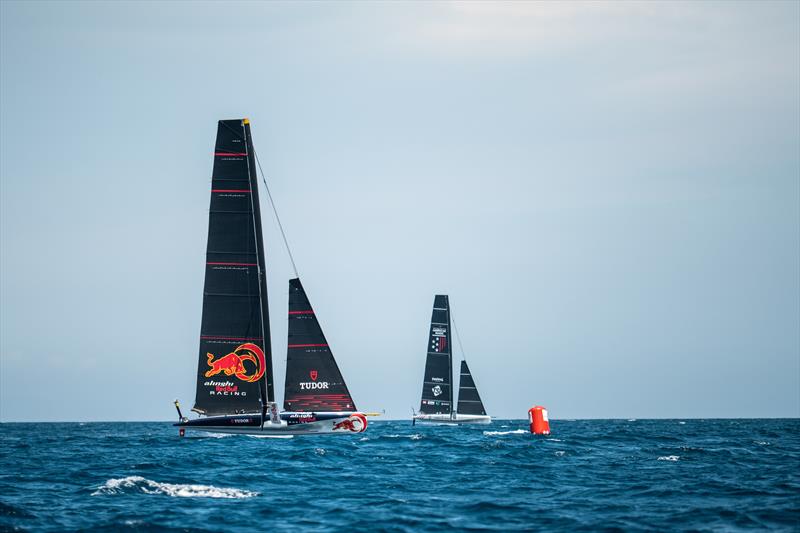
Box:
[205,343,265,383]
[332,413,368,433]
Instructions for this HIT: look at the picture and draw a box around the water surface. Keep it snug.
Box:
[1,419,798,531]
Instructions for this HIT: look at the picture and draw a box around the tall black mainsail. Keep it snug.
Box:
[456,360,487,416]
[193,119,274,415]
[419,295,453,415]
[284,278,356,412]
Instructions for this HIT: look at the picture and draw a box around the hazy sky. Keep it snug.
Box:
[1,1,798,421]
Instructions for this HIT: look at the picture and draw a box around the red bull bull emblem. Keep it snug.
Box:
[332,413,368,433]
[205,343,266,383]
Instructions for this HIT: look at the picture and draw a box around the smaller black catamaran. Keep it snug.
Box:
[413,295,491,425]
[174,119,366,436]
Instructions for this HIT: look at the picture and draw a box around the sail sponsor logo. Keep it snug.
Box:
[203,380,247,396]
[205,343,266,383]
[309,370,318,381]
[332,413,368,433]
[432,385,443,397]
[432,326,447,336]
[431,377,444,382]
[431,334,447,353]
[299,381,329,390]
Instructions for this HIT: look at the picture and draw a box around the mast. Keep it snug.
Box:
[418,295,453,416]
[192,119,274,415]
[243,119,274,404]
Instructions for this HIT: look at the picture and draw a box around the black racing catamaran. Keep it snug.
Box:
[174,119,366,436]
[413,295,491,425]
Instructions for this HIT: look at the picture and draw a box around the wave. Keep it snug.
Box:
[0,501,34,518]
[92,476,258,499]
[657,455,680,462]
[483,429,527,436]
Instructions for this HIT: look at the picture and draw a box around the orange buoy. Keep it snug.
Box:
[528,406,550,435]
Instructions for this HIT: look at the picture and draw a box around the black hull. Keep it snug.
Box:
[176,411,367,435]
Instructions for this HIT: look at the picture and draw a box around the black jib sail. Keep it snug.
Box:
[456,360,487,416]
[419,295,453,415]
[283,278,356,412]
[193,119,274,415]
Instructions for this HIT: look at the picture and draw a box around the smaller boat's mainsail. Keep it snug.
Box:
[419,295,453,415]
[283,278,356,412]
[456,360,486,416]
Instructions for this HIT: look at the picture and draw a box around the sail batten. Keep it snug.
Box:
[193,119,274,416]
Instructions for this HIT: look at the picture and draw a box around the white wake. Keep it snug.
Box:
[92,476,258,499]
[483,429,527,436]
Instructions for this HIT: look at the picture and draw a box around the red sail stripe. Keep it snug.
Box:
[214,152,247,156]
[200,335,263,340]
[206,262,257,266]
[287,394,351,396]
[288,310,315,315]
[211,189,251,193]
[287,343,328,348]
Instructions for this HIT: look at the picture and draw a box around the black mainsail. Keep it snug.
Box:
[193,119,274,415]
[284,278,356,412]
[456,360,487,416]
[418,295,453,415]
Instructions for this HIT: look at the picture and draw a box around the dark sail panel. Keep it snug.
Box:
[456,360,486,416]
[194,119,274,415]
[419,294,452,415]
[284,278,356,412]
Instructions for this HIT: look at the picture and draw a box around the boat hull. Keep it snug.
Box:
[413,413,492,425]
[176,411,368,436]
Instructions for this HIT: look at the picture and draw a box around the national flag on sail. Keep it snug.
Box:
[431,336,447,353]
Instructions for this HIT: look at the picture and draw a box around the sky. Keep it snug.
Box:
[1,1,798,421]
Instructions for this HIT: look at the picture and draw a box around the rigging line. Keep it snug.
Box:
[252,147,300,279]
[452,314,467,362]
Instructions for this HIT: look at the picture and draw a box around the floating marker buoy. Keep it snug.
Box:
[528,406,550,435]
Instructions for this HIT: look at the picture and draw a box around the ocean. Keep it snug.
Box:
[0,419,798,531]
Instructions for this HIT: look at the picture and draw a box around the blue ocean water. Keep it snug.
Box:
[0,419,798,531]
